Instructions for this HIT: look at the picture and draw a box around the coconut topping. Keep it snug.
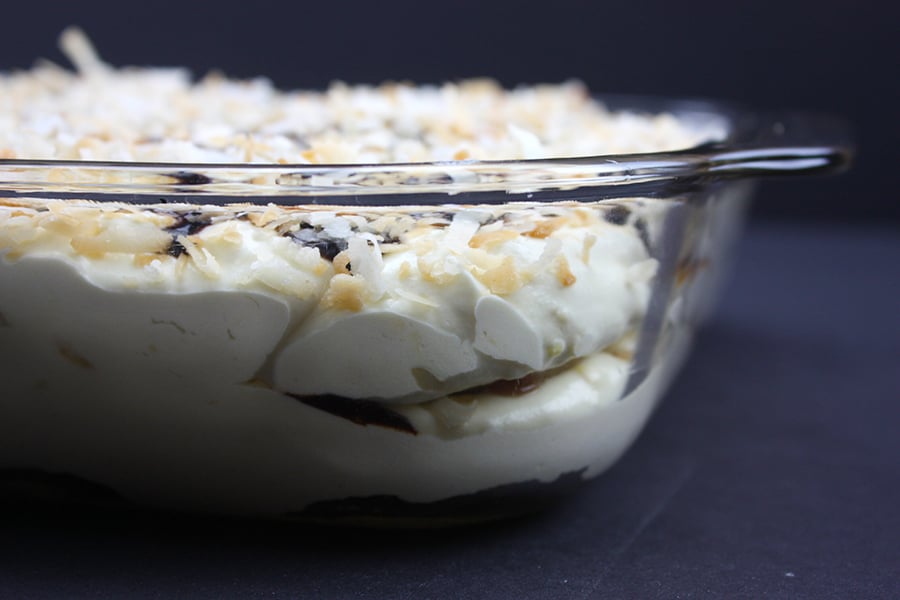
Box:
[0,196,664,402]
[0,28,718,166]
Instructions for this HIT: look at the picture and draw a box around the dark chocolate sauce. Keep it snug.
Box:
[379,232,403,246]
[163,211,214,258]
[166,240,187,258]
[603,204,631,226]
[287,225,350,261]
[457,363,576,398]
[165,211,213,237]
[168,171,213,185]
[288,393,417,435]
[472,372,546,397]
[634,217,651,251]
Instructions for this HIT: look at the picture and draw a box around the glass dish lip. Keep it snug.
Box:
[0,94,852,205]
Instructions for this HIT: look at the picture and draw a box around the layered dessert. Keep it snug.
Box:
[0,30,730,520]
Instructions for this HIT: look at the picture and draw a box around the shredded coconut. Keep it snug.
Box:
[0,28,718,166]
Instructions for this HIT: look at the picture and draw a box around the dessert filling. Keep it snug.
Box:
[0,197,657,434]
[0,29,727,516]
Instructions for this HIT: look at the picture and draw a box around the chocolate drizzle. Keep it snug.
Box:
[164,211,214,258]
[287,224,350,261]
[379,231,404,246]
[166,241,188,258]
[456,361,575,399]
[289,393,418,435]
[603,204,631,226]
[168,171,213,185]
[467,372,546,397]
[166,211,213,236]
[634,217,651,251]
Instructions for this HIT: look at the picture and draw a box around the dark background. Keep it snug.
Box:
[0,0,896,225]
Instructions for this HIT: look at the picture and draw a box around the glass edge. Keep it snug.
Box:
[0,96,854,203]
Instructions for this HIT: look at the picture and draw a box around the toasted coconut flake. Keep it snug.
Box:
[581,234,597,264]
[347,234,385,298]
[476,256,523,295]
[526,217,565,239]
[59,26,110,77]
[321,273,366,312]
[554,255,577,287]
[468,229,519,249]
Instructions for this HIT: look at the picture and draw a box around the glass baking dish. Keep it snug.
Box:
[0,97,850,525]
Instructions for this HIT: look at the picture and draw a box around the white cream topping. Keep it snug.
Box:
[1,198,663,402]
[0,256,290,384]
[0,246,693,513]
[398,350,631,439]
[274,211,656,401]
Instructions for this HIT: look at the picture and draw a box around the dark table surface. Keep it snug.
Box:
[1,222,897,599]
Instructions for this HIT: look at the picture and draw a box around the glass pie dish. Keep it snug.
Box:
[0,82,850,524]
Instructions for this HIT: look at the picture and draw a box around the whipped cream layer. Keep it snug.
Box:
[0,198,664,403]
